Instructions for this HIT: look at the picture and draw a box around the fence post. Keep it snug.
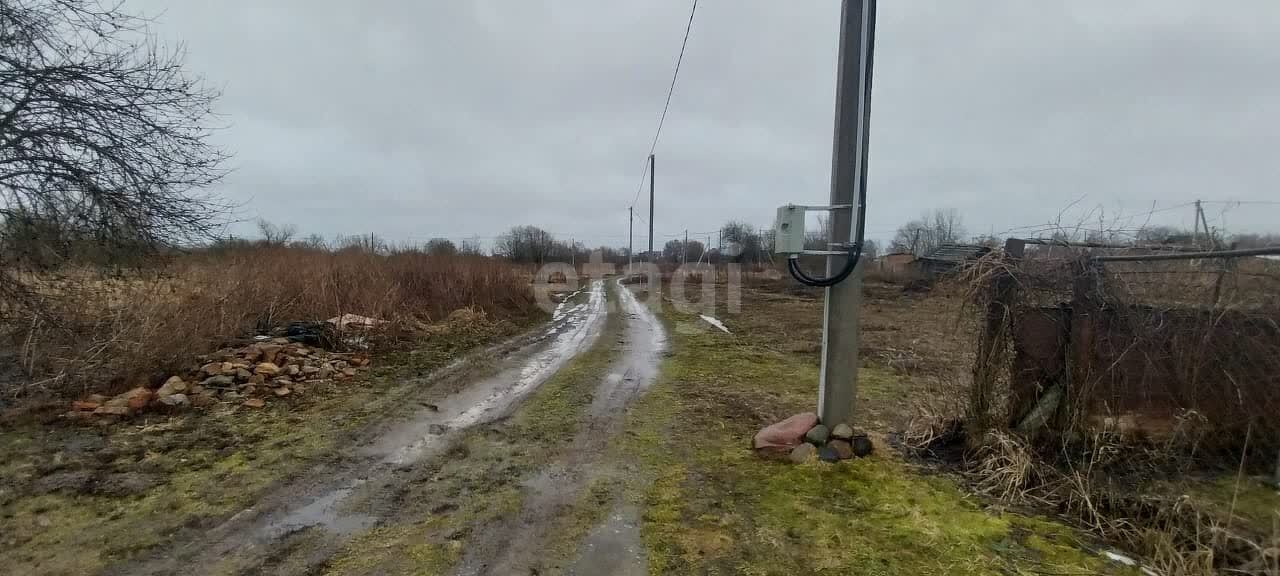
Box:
[971,239,1024,440]
[1064,255,1103,435]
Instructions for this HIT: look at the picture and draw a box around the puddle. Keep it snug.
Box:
[565,505,646,576]
[373,279,606,465]
[587,278,666,417]
[261,481,375,539]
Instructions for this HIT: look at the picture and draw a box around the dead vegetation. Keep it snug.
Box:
[1,245,538,401]
[949,248,1280,575]
[738,254,1280,574]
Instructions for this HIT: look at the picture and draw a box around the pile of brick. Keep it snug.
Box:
[66,338,371,420]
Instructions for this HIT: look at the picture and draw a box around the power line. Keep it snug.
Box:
[629,0,699,209]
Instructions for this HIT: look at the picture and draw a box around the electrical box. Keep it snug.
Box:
[773,204,806,254]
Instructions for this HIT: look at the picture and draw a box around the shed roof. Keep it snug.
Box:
[920,243,991,263]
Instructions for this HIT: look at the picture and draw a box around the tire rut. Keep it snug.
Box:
[455,278,666,576]
[106,280,608,576]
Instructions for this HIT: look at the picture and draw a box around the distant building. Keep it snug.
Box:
[916,244,992,280]
[880,252,915,273]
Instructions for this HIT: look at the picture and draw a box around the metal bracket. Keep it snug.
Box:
[788,204,853,211]
[800,249,849,256]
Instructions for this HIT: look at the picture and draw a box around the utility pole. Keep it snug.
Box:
[648,153,655,263]
[1193,200,1201,247]
[1196,200,1215,249]
[571,236,575,269]
[818,0,876,427]
[628,207,634,272]
[683,229,688,264]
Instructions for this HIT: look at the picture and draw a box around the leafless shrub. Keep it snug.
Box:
[969,431,1041,502]
[958,430,1279,575]
[1,245,538,399]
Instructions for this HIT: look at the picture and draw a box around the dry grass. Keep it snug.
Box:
[953,251,1280,574]
[961,430,1280,576]
[1,245,538,399]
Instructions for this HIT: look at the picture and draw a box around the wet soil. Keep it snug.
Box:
[109,281,613,575]
[454,278,665,575]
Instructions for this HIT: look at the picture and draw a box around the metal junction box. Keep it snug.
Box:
[774,204,807,254]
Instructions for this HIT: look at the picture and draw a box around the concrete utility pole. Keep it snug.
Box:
[1193,200,1201,247]
[628,207,634,272]
[1196,200,1215,249]
[648,153,655,262]
[818,0,876,426]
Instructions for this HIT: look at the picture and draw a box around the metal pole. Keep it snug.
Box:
[1091,245,1280,262]
[818,0,876,427]
[648,153,655,262]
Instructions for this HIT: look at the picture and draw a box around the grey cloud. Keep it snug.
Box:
[129,0,1280,248]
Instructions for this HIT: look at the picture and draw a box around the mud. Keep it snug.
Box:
[456,278,665,576]
[110,280,608,576]
[565,506,647,576]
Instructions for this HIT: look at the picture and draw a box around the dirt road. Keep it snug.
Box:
[109,278,666,575]
[456,279,665,575]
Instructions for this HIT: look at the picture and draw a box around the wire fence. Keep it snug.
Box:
[969,241,1280,462]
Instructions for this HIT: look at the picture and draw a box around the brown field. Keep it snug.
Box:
[0,246,540,400]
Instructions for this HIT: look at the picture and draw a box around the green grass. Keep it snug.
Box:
[1183,475,1280,534]
[616,304,1133,575]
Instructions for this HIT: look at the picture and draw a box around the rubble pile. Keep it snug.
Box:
[752,412,874,464]
[66,338,372,420]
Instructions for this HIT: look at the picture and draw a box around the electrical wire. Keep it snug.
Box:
[787,0,875,288]
[629,0,699,209]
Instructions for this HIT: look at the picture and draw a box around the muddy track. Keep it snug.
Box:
[456,278,666,576]
[107,280,609,576]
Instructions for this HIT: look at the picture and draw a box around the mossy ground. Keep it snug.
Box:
[614,285,1135,575]
[0,311,534,576]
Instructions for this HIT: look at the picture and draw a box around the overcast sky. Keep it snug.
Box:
[130,0,1280,250]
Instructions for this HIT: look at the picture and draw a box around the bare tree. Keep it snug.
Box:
[458,238,484,256]
[0,0,229,269]
[720,220,767,264]
[256,219,296,246]
[295,233,328,250]
[494,225,567,263]
[861,238,880,260]
[684,239,705,263]
[890,209,967,257]
[662,238,683,262]
[425,237,457,256]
